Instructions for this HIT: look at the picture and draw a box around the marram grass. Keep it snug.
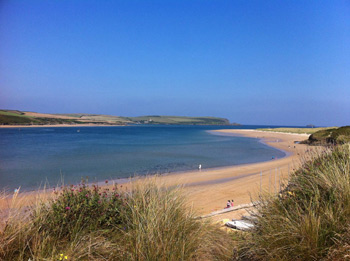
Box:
[233,144,350,261]
[122,178,233,260]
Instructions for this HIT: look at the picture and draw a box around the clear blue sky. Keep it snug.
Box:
[1,0,349,126]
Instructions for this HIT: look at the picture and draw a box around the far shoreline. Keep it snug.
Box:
[0,124,126,128]
[0,124,238,128]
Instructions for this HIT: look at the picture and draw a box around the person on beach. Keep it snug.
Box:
[231,200,234,207]
[198,164,202,171]
[226,200,231,208]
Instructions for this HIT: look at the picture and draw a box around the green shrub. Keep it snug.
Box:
[307,126,350,145]
[0,182,129,260]
[34,182,128,240]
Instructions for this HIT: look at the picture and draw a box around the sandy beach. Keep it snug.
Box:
[156,129,311,221]
[0,129,311,222]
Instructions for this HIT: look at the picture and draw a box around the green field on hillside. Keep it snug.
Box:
[0,110,88,125]
[0,110,27,117]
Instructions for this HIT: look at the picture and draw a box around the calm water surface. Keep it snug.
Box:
[0,125,287,191]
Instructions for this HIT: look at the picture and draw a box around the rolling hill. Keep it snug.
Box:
[0,110,234,126]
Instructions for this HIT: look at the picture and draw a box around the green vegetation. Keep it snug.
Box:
[0,179,233,260]
[0,114,34,125]
[305,126,350,145]
[0,114,83,126]
[0,110,35,125]
[233,144,350,260]
[258,127,335,135]
[0,110,26,117]
[36,183,127,241]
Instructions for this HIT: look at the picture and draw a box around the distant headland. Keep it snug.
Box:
[0,109,239,127]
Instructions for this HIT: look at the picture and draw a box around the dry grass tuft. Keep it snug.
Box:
[234,144,350,260]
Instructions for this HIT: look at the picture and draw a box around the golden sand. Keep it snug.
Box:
[157,129,311,220]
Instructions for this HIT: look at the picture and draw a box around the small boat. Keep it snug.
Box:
[225,220,254,231]
[77,129,80,133]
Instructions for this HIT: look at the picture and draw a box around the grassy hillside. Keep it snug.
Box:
[60,114,232,125]
[0,110,233,126]
[305,126,350,145]
[0,110,84,126]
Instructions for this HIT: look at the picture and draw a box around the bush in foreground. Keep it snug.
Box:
[0,183,128,260]
[234,144,350,260]
[35,183,127,240]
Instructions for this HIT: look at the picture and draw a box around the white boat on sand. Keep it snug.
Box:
[225,220,254,231]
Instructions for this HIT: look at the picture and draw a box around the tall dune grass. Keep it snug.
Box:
[0,178,233,260]
[123,178,233,260]
[235,144,350,260]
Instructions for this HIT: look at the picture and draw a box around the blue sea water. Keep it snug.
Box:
[0,125,287,191]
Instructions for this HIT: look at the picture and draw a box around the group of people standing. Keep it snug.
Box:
[225,199,234,208]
